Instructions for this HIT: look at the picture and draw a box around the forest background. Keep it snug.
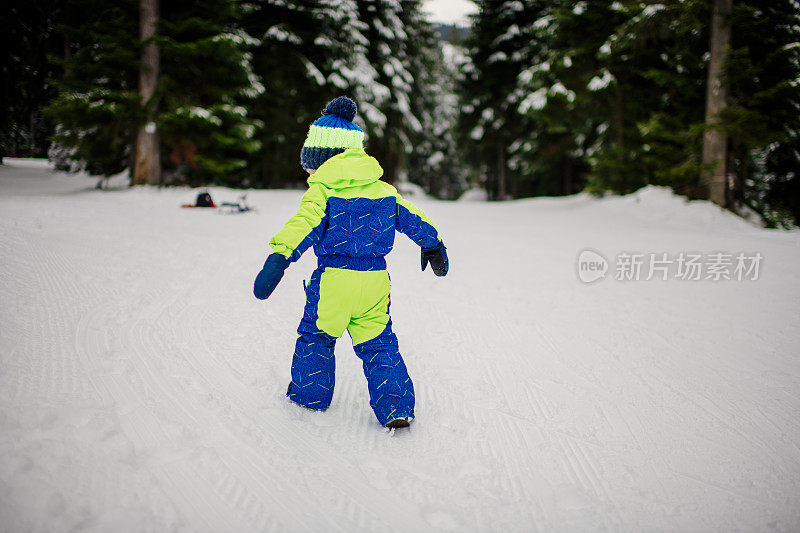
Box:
[2,0,799,227]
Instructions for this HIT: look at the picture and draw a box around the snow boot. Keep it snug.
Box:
[385,417,412,429]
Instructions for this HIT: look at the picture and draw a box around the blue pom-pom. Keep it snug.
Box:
[323,96,357,122]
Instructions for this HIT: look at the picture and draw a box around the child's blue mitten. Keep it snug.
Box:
[421,241,448,277]
[254,253,289,300]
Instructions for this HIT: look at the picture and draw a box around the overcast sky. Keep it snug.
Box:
[422,0,477,25]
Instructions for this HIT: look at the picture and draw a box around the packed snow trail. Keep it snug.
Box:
[1,159,799,532]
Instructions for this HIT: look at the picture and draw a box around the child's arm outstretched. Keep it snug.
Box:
[395,195,449,277]
[253,184,327,300]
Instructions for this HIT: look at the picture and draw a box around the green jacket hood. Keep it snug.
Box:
[307,148,383,189]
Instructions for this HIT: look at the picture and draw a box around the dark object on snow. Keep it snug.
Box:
[385,417,411,429]
[196,191,215,207]
[421,241,448,276]
[220,194,254,214]
[181,191,217,208]
[253,253,289,300]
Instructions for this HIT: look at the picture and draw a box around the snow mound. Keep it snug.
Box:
[395,180,431,199]
[593,185,768,233]
[506,185,772,235]
[458,187,488,201]
[2,157,50,169]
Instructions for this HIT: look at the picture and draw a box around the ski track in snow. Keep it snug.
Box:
[1,159,799,532]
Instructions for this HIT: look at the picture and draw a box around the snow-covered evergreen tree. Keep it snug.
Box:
[241,0,342,188]
[586,0,709,194]
[323,0,384,138]
[460,0,546,200]
[45,0,140,176]
[315,0,446,189]
[724,0,800,227]
[516,0,800,225]
[45,0,258,185]
[0,0,62,160]
[157,0,259,186]
[347,0,417,184]
[406,36,469,199]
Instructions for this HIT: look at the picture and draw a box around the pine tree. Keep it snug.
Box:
[241,0,339,188]
[513,1,622,197]
[587,0,709,194]
[516,0,800,225]
[322,0,376,124]
[0,0,63,160]
[157,0,258,186]
[722,0,800,226]
[516,0,711,197]
[349,0,417,185]
[623,1,709,195]
[45,0,140,176]
[460,0,546,200]
[406,31,469,199]
[45,0,258,185]
[596,0,800,225]
[315,0,465,196]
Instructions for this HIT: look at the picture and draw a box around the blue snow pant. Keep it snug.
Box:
[286,266,415,425]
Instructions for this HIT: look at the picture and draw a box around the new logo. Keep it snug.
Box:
[577,249,608,283]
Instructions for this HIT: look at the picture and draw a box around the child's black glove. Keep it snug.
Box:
[421,241,448,277]
[254,253,289,300]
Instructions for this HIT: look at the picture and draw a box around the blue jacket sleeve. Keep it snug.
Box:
[395,195,441,249]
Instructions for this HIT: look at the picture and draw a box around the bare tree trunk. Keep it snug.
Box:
[614,83,625,185]
[29,112,36,156]
[563,156,573,196]
[730,142,742,204]
[63,36,72,77]
[272,144,284,189]
[383,142,396,186]
[701,0,732,207]
[496,140,506,200]
[261,149,269,188]
[132,0,161,186]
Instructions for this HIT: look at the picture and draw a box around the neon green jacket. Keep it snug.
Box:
[269,148,441,271]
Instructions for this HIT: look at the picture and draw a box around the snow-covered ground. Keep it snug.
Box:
[1,158,799,532]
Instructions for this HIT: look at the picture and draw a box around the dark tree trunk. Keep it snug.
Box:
[563,156,573,196]
[63,35,72,78]
[496,140,506,200]
[260,146,269,188]
[701,0,732,207]
[29,112,36,156]
[132,0,161,186]
[382,141,397,186]
[614,83,625,177]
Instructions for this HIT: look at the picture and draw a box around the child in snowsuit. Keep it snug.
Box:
[253,96,448,428]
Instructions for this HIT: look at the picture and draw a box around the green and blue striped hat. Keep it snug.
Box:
[301,96,364,170]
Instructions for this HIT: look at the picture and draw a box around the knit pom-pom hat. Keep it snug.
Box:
[300,96,364,170]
